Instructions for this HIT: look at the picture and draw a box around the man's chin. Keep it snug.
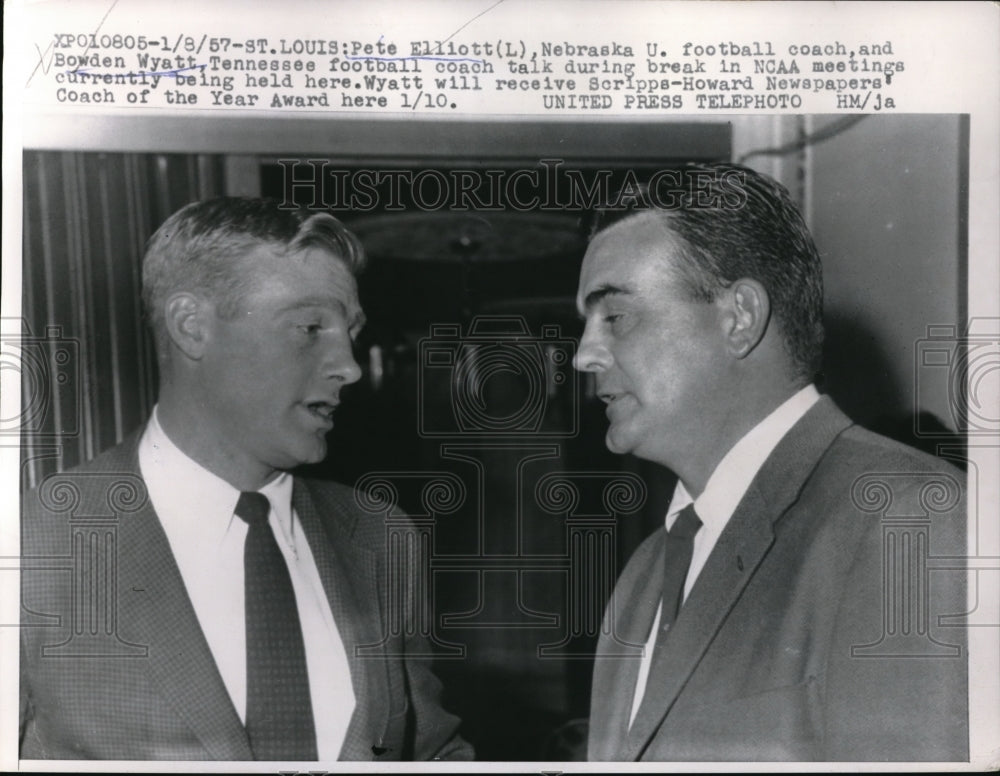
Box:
[282,438,328,469]
[604,427,635,456]
[302,442,328,466]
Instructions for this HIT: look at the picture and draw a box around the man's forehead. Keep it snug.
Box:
[590,210,682,258]
[249,244,356,283]
[241,243,361,307]
[294,248,366,324]
[578,213,681,304]
[240,241,351,268]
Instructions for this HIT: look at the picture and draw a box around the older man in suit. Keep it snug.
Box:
[20,198,472,761]
[575,164,968,761]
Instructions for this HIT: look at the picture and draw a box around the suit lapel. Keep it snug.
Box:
[103,437,252,760]
[589,534,664,760]
[621,397,853,760]
[293,480,388,761]
[622,485,776,759]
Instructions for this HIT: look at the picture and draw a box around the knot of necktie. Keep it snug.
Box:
[659,503,703,634]
[669,503,702,540]
[235,491,270,527]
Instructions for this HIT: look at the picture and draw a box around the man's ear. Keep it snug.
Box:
[163,292,210,360]
[721,278,771,359]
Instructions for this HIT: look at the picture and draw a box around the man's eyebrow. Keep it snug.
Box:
[275,298,366,331]
[275,297,339,313]
[583,283,632,312]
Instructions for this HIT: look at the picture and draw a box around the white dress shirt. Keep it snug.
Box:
[629,385,821,725]
[138,407,355,759]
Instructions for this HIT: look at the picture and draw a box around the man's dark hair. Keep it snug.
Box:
[587,162,824,382]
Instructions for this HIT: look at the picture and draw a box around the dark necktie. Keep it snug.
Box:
[658,503,703,633]
[234,491,318,761]
[632,504,704,732]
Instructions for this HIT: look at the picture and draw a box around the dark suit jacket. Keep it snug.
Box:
[589,397,968,761]
[20,431,472,761]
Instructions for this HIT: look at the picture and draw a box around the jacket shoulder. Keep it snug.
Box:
[813,424,966,507]
[22,436,146,550]
[835,424,964,472]
[299,477,393,551]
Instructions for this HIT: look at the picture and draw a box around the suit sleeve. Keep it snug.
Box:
[19,488,44,758]
[401,643,474,760]
[310,480,475,761]
[822,487,969,761]
[19,630,33,753]
[368,505,473,761]
[400,541,474,761]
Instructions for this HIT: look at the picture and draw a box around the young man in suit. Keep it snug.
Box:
[20,198,472,762]
[574,164,968,761]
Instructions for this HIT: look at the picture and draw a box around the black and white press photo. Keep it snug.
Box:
[4,1,998,770]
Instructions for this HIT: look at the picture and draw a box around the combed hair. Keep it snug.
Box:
[142,197,366,347]
[586,162,824,382]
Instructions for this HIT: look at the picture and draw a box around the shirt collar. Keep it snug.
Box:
[139,406,294,543]
[260,469,295,548]
[667,385,821,531]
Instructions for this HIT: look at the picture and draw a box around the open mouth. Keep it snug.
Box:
[600,392,633,418]
[305,401,338,423]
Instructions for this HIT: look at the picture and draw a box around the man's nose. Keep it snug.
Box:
[325,335,363,385]
[573,322,612,372]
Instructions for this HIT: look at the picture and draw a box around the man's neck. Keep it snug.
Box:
[155,389,277,492]
[678,379,810,498]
